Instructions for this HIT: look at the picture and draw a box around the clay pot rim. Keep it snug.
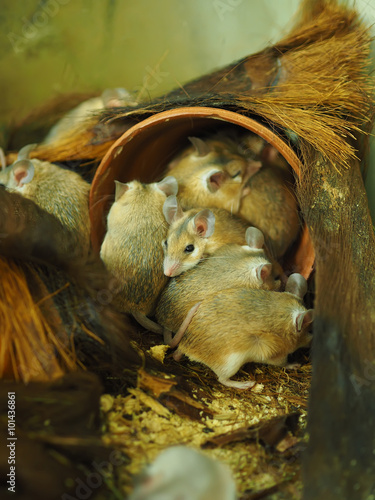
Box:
[97,106,302,177]
[90,105,314,278]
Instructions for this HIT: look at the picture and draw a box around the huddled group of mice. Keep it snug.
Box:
[100,127,314,389]
[0,91,313,390]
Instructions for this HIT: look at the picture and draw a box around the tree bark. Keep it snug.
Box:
[299,153,375,499]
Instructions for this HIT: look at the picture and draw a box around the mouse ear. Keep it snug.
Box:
[163,195,184,224]
[244,159,262,184]
[295,309,314,332]
[188,137,210,157]
[206,170,226,193]
[156,176,178,197]
[245,227,264,249]
[261,144,279,163]
[102,88,124,108]
[114,180,129,201]
[0,148,6,171]
[256,263,272,283]
[101,87,135,108]
[193,209,215,238]
[11,160,34,187]
[17,144,37,161]
[286,273,307,299]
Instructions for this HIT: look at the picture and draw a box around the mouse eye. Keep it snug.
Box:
[163,240,168,248]
[184,244,194,253]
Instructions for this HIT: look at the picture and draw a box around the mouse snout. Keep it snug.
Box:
[163,257,181,277]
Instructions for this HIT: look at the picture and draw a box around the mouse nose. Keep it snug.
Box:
[163,258,179,277]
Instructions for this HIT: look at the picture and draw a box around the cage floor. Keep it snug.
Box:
[101,328,312,499]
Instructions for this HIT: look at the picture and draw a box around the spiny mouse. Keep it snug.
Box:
[0,144,91,259]
[100,176,178,333]
[168,273,313,389]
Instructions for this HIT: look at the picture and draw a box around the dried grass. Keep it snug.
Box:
[0,257,78,382]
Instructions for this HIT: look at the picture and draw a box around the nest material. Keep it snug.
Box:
[0,253,137,382]
[0,372,127,500]
[0,257,77,381]
[101,331,312,499]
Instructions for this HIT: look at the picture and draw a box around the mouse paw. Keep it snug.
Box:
[219,378,256,390]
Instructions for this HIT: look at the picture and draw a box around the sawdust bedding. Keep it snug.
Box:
[100,328,312,499]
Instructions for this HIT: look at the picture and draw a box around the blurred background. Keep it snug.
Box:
[1,0,374,218]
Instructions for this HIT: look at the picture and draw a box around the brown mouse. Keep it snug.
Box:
[0,144,91,259]
[100,176,178,333]
[167,130,299,258]
[166,273,313,390]
[162,195,284,279]
[167,133,261,213]
[156,226,281,337]
[238,135,300,258]
[162,194,254,276]
[43,87,138,144]
[0,186,85,266]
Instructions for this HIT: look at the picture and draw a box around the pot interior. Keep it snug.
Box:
[89,107,314,278]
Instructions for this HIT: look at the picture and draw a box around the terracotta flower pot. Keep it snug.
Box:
[89,106,315,278]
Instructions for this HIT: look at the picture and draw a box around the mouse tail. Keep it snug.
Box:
[169,301,202,349]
